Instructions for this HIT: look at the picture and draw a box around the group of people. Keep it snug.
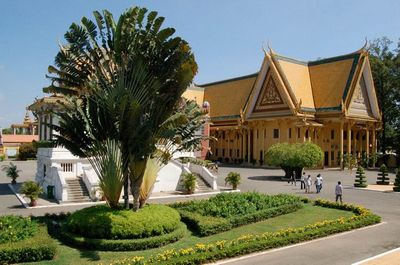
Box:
[291,171,343,203]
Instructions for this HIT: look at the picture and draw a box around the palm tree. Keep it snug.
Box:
[47,6,200,211]
[2,163,21,184]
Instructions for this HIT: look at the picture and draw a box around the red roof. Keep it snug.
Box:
[0,134,38,144]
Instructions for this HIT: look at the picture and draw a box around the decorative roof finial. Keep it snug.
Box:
[268,41,275,55]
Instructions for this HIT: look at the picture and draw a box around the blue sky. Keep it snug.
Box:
[0,0,399,128]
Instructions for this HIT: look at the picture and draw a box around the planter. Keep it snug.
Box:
[232,184,238,190]
[30,198,38,207]
[11,179,17,185]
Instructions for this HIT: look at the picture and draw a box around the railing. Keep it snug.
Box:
[82,166,100,200]
[51,166,68,201]
[188,163,218,190]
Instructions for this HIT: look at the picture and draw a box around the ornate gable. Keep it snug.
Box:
[252,69,289,113]
[348,73,372,117]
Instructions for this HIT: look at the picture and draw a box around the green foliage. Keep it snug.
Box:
[182,173,196,194]
[179,157,217,171]
[88,139,125,209]
[225,172,241,189]
[376,164,390,185]
[1,128,12,134]
[32,140,56,148]
[369,37,400,154]
[265,143,323,169]
[57,223,187,251]
[0,226,57,264]
[20,181,43,202]
[0,154,4,162]
[343,154,357,173]
[46,6,200,210]
[171,193,303,236]
[1,162,21,184]
[393,168,400,192]
[66,204,181,239]
[17,143,37,160]
[107,202,380,265]
[354,166,368,188]
[0,216,38,244]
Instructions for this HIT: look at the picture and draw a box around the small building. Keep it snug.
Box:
[0,112,38,157]
[185,47,381,168]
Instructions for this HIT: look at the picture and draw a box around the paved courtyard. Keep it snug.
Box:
[0,161,399,264]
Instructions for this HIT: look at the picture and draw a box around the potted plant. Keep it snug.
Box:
[225,172,241,190]
[1,162,21,184]
[20,181,43,206]
[183,173,196,194]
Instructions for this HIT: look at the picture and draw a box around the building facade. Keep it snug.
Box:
[184,47,381,168]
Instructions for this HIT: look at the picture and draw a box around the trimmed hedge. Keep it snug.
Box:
[179,203,303,236]
[0,226,57,264]
[67,204,180,239]
[108,201,380,265]
[0,215,38,244]
[56,222,187,251]
[172,193,304,236]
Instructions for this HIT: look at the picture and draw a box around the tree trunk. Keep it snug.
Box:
[129,158,147,212]
[123,171,129,209]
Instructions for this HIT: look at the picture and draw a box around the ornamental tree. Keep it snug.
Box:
[354,165,368,188]
[265,143,323,179]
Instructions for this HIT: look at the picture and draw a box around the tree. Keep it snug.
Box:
[47,6,202,211]
[369,38,400,154]
[1,128,12,134]
[354,165,367,188]
[393,167,400,192]
[376,164,390,185]
[265,143,323,179]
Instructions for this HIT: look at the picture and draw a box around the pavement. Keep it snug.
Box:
[1,161,399,265]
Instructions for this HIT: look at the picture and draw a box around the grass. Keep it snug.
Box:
[22,204,353,265]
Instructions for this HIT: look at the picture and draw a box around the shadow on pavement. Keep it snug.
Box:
[248,175,284,181]
[0,183,14,195]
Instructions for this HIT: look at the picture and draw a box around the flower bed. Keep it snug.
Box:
[0,225,57,264]
[106,200,380,265]
[171,192,304,236]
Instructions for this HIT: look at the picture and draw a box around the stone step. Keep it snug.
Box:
[66,178,91,202]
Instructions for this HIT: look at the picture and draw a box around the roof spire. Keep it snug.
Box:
[268,41,275,55]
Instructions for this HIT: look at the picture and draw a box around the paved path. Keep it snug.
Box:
[1,161,399,264]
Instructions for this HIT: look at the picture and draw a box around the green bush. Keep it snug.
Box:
[265,143,323,178]
[108,202,380,265]
[0,226,56,264]
[376,164,390,185]
[56,223,187,251]
[17,143,37,160]
[225,172,241,190]
[66,204,181,239]
[182,173,196,194]
[171,193,303,236]
[0,215,38,244]
[354,166,368,188]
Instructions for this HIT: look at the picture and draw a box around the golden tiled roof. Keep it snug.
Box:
[201,74,257,118]
[182,86,205,106]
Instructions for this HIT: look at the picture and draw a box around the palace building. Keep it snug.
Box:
[183,46,381,168]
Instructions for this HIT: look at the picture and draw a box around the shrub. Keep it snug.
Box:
[171,193,303,236]
[107,202,380,265]
[354,166,367,188]
[0,226,56,264]
[57,222,187,251]
[182,173,196,194]
[376,164,390,185]
[0,215,38,244]
[1,162,21,184]
[20,181,43,206]
[17,143,37,160]
[66,204,181,239]
[225,172,241,190]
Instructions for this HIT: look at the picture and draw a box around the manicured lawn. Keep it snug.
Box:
[23,204,353,265]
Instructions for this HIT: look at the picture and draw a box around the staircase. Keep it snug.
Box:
[65,178,91,202]
[194,173,213,193]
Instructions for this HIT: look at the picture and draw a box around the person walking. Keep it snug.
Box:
[315,174,323,193]
[305,175,312,193]
[300,172,306,190]
[335,181,343,203]
[291,171,297,186]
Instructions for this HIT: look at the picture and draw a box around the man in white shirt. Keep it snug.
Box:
[335,181,343,203]
[316,174,323,193]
